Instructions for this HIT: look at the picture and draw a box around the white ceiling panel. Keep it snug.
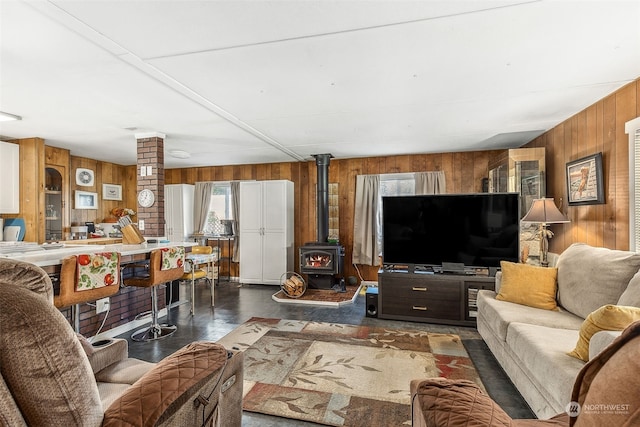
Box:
[0,0,638,168]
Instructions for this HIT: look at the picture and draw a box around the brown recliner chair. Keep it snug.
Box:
[0,257,244,427]
[411,320,640,426]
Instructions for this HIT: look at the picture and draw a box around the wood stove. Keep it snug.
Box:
[300,243,344,288]
[300,154,345,289]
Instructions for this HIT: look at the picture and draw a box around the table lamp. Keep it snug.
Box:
[521,198,569,267]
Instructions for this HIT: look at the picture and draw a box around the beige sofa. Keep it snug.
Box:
[0,257,244,426]
[477,243,640,419]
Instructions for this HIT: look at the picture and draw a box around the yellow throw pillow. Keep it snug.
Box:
[496,261,558,310]
[568,304,640,361]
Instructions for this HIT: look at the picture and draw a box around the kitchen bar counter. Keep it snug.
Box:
[0,241,199,338]
[0,241,196,268]
[56,237,123,245]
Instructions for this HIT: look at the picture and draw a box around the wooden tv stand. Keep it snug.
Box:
[377,269,495,326]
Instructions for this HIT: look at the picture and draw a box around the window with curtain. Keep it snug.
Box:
[352,171,445,266]
[626,116,640,251]
[380,173,415,197]
[202,182,234,235]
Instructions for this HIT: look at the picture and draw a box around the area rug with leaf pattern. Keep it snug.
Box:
[217,317,484,427]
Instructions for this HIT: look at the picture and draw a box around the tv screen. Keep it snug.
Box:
[382,193,520,268]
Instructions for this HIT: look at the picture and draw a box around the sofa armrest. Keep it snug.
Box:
[76,334,128,374]
[494,271,502,293]
[589,330,622,360]
[102,341,231,427]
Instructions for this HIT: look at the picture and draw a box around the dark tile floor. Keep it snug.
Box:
[120,280,535,425]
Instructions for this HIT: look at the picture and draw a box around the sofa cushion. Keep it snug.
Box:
[0,285,103,427]
[589,330,622,361]
[556,243,640,319]
[477,290,584,342]
[618,269,640,307]
[568,304,640,361]
[505,323,584,412]
[496,261,558,310]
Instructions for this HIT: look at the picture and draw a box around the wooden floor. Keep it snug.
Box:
[120,280,536,426]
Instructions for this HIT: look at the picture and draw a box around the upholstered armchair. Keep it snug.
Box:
[411,320,640,426]
[0,258,243,427]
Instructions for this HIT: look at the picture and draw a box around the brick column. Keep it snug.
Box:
[136,132,165,238]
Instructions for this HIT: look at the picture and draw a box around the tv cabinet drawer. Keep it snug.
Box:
[389,280,461,300]
[382,298,461,320]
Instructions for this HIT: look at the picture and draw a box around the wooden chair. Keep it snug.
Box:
[55,252,121,333]
[123,247,185,341]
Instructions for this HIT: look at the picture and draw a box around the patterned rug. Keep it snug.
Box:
[217,317,484,426]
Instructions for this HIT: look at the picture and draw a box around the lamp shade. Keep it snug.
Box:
[522,198,569,224]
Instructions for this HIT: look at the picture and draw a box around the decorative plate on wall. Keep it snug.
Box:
[75,168,95,186]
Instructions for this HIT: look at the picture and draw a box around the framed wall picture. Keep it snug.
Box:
[102,183,122,201]
[566,152,605,205]
[75,190,98,209]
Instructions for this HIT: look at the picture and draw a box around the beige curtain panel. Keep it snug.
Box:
[193,182,214,235]
[414,171,446,195]
[231,181,240,263]
[352,175,381,266]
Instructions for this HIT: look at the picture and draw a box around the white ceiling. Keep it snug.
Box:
[1,0,639,168]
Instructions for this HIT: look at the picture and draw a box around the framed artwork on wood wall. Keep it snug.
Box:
[75,191,98,209]
[566,152,604,206]
[102,183,122,201]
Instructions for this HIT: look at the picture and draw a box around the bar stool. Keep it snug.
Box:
[181,245,215,315]
[123,247,185,342]
[54,252,121,334]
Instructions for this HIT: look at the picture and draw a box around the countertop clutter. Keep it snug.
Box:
[0,241,196,267]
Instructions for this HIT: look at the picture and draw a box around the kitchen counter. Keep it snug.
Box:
[0,241,196,267]
[56,237,123,245]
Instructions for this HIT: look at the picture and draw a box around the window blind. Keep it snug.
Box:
[633,128,640,251]
[627,116,640,252]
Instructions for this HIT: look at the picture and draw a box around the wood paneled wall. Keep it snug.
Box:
[69,156,136,228]
[166,151,494,281]
[525,78,640,254]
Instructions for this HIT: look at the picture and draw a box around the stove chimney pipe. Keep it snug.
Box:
[312,154,333,243]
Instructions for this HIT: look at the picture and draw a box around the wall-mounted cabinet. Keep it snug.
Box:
[0,141,20,214]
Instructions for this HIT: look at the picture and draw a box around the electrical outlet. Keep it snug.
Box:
[96,297,110,314]
[138,219,144,230]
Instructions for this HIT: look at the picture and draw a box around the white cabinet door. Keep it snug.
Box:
[239,181,263,233]
[262,230,287,284]
[239,230,263,283]
[165,184,194,241]
[263,180,287,232]
[0,141,19,213]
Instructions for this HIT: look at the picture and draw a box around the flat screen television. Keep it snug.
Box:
[382,193,520,269]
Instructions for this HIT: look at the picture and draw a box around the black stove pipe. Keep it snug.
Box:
[313,153,333,243]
